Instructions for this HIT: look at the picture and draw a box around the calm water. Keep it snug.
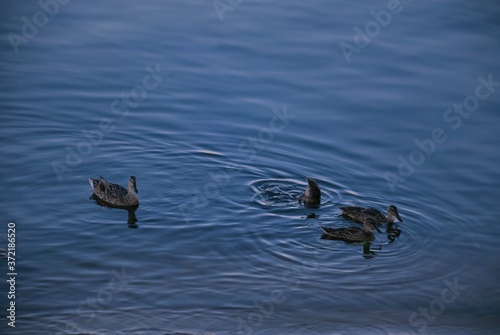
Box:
[1,0,500,334]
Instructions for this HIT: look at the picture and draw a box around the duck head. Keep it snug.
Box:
[129,176,138,193]
[387,205,402,222]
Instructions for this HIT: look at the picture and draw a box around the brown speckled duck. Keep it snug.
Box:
[321,218,380,243]
[340,205,403,224]
[89,176,139,207]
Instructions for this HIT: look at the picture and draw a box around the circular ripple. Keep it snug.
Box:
[249,178,340,209]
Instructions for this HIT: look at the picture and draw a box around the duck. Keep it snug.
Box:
[89,176,139,207]
[298,177,321,207]
[339,205,403,224]
[321,218,380,243]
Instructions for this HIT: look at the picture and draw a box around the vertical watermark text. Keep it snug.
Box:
[6,222,17,328]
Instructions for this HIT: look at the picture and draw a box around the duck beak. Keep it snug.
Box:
[134,184,139,193]
[395,211,403,222]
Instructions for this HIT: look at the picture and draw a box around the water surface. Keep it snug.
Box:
[1,0,500,334]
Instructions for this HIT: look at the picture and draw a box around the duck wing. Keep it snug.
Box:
[101,181,128,198]
[320,225,336,235]
[340,206,385,223]
[361,207,385,222]
[339,206,365,220]
[320,226,356,236]
[90,176,127,202]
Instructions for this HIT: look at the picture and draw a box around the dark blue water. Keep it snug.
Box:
[1,0,500,334]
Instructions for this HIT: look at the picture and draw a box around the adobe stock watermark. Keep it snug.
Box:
[236,249,330,335]
[51,64,163,182]
[213,0,244,22]
[57,268,136,335]
[339,0,411,64]
[177,105,296,224]
[384,73,499,192]
[7,0,71,54]
[409,276,468,333]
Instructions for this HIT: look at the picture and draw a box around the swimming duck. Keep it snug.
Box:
[298,177,321,207]
[339,205,402,224]
[321,218,380,243]
[89,176,139,207]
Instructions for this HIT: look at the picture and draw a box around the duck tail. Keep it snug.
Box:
[89,177,98,190]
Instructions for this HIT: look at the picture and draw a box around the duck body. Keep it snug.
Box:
[321,219,379,243]
[89,176,139,208]
[298,177,321,207]
[339,205,402,224]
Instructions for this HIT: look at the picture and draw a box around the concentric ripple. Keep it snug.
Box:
[250,178,340,209]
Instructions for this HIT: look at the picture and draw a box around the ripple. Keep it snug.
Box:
[292,324,393,335]
[249,178,340,209]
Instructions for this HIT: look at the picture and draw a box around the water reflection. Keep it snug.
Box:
[363,241,379,259]
[89,194,140,229]
[386,223,402,243]
[320,233,381,258]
